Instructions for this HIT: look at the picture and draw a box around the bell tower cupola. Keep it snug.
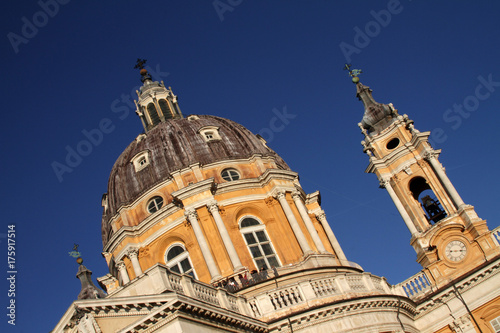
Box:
[346,65,500,286]
[133,59,183,132]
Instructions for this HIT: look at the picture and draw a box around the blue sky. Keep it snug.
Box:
[1,1,500,331]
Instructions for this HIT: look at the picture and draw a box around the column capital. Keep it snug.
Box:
[206,200,219,213]
[423,149,438,161]
[316,212,327,223]
[291,190,302,200]
[378,177,390,189]
[274,189,286,200]
[127,248,139,259]
[184,208,197,220]
[116,261,126,270]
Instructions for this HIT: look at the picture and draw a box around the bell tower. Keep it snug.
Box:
[346,66,500,286]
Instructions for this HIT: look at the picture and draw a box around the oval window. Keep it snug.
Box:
[147,196,164,213]
[221,168,240,181]
[386,138,400,150]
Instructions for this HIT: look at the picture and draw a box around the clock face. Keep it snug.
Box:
[445,240,467,262]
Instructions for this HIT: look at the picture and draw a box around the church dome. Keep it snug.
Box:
[102,114,289,244]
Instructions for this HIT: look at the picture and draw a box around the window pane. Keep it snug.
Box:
[241,218,260,228]
[148,196,163,213]
[256,231,268,242]
[250,245,263,258]
[170,265,181,273]
[255,259,266,270]
[159,99,172,119]
[221,169,240,181]
[261,243,274,255]
[167,246,184,261]
[244,233,257,244]
[267,256,280,268]
[491,317,500,332]
[180,258,192,272]
[147,103,161,125]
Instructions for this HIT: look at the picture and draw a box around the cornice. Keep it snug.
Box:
[104,169,299,253]
[268,295,417,332]
[57,292,268,333]
[171,177,216,202]
[215,169,298,195]
[106,177,175,228]
[365,142,419,174]
[103,202,184,253]
[105,154,280,226]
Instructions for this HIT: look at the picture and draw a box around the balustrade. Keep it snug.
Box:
[394,271,432,300]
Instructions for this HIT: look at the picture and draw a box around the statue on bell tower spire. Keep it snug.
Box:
[345,65,398,136]
[343,63,363,83]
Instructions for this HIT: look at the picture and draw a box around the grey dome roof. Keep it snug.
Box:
[101,115,289,246]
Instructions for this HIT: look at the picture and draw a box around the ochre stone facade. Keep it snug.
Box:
[54,70,500,333]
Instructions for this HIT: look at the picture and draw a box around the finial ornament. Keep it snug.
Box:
[134,58,152,83]
[69,243,83,265]
[134,58,147,70]
[69,243,81,258]
[343,63,363,83]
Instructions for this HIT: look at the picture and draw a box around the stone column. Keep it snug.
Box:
[116,261,130,285]
[274,190,313,255]
[185,208,221,280]
[207,201,244,271]
[424,150,465,209]
[128,249,143,277]
[291,191,327,253]
[380,179,419,235]
[315,212,347,262]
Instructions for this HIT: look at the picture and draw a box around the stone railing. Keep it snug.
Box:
[166,272,249,314]
[491,225,500,246]
[110,265,248,315]
[246,272,391,319]
[393,271,433,300]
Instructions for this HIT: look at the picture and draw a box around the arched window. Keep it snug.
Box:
[240,217,280,270]
[165,244,196,278]
[409,177,447,223]
[159,99,172,119]
[147,103,161,125]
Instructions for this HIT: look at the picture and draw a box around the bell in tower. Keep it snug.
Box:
[408,177,447,224]
[421,195,446,223]
[347,65,500,286]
